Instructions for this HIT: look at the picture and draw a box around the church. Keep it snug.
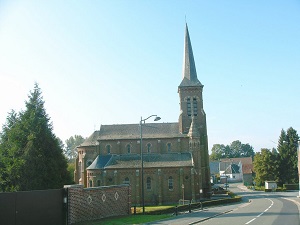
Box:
[74,24,211,205]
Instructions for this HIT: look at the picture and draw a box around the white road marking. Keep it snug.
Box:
[245,198,274,224]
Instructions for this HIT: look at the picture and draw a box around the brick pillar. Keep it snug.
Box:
[179,168,184,200]
[177,139,181,152]
[157,140,161,153]
[157,169,162,205]
[135,169,140,206]
[82,154,87,187]
[103,170,107,186]
[117,141,121,154]
[190,168,196,202]
[114,170,118,185]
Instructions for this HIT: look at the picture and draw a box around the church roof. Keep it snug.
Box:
[79,123,186,147]
[179,23,203,88]
[87,152,193,170]
[87,155,113,170]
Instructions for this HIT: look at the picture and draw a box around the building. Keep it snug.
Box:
[217,157,253,185]
[74,24,211,205]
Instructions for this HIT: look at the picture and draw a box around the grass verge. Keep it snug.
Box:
[74,214,172,225]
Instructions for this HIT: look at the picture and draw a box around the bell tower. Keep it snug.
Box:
[178,23,211,197]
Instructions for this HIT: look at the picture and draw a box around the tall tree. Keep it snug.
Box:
[253,148,279,186]
[64,135,85,162]
[210,144,226,160]
[277,127,299,184]
[0,83,72,191]
[210,140,254,160]
[0,110,24,191]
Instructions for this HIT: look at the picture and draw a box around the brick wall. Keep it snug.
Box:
[64,184,131,224]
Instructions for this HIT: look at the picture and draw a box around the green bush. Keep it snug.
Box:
[283,184,299,190]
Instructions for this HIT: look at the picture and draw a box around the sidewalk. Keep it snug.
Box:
[147,184,249,225]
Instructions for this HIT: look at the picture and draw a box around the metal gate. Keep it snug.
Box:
[0,189,66,225]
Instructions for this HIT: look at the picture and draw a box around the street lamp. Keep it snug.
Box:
[140,115,161,214]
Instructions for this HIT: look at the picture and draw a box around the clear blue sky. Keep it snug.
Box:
[0,1,299,152]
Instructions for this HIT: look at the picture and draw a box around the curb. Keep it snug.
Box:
[188,209,233,224]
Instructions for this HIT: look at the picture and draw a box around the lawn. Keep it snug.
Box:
[73,214,172,225]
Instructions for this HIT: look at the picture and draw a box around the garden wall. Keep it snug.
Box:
[64,184,131,224]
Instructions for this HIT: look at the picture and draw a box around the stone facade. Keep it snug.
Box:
[74,24,211,205]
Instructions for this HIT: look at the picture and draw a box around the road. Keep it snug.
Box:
[149,183,300,225]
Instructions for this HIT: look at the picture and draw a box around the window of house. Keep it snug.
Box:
[147,143,151,153]
[146,177,151,190]
[168,176,173,190]
[167,143,171,152]
[127,144,131,153]
[193,98,198,116]
[124,177,130,184]
[106,145,111,154]
[89,180,93,187]
[97,180,101,186]
[187,98,191,116]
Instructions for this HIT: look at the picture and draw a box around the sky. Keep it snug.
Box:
[0,1,299,152]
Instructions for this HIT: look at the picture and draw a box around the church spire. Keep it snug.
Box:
[179,23,202,87]
[187,116,200,138]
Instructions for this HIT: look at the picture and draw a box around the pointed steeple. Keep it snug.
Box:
[188,115,200,138]
[179,23,202,87]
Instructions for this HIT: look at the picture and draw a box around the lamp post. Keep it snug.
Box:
[140,115,161,214]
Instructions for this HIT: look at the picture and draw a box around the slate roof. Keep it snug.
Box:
[87,152,193,170]
[179,23,203,88]
[220,157,253,174]
[79,122,186,147]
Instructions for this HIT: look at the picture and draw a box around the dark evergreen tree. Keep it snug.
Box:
[277,127,299,185]
[0,83,72,191]
[0,110,24,191]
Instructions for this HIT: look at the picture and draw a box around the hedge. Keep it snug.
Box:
[140,196,242,215]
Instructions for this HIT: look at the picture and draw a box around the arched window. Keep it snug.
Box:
[124,177,130,184]
[89,180,93,187]
[127,144,131,153]
[193,97,198,116]
[106,145,111,154]
[147,143,151,153]
[168,176,173,190]
[187,98,191,116]
[146,177,151,190]
[167,143,171,152]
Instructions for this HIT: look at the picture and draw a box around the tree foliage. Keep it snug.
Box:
[253,127,299,186]
[210,140,255,160]
[277,127,299,185]
[64,135,85,162]
[0,83,72,191]
[253,148,279,186]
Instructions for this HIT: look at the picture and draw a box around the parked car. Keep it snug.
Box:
[224,183,229,188]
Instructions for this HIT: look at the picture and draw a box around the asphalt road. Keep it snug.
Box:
[149,183,300,225]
